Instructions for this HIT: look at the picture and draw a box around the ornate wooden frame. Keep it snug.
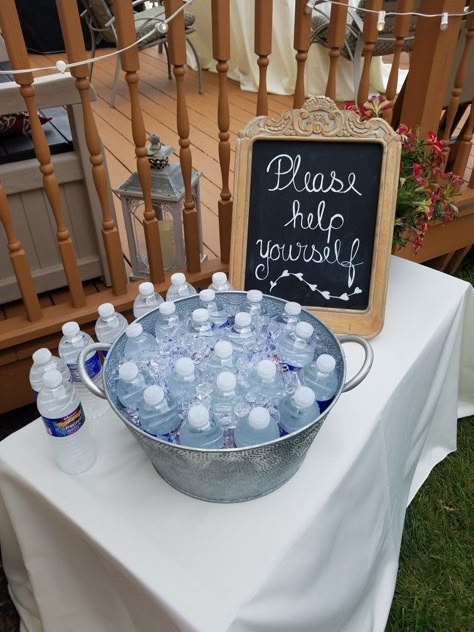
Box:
[229,96,401,338]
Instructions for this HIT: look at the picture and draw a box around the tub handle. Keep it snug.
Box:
[338,335,374,393]
[77,343,111,399]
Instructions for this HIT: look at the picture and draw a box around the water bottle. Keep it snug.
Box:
[278,386,320,435]
[227,312,256,351]
[243,289,266,324]
[123,323,159,361]
[37,369,96,474]
[165,272,197,302]
[29,348,71,397]
[95,303,128,355]
[209,271,233,292]
[138,385,180,439]
[179,404,224,449]
[189,308,215,339]
[203,340,235,378]
[154,301,181,340]
[246,359,283,406]
[199,289,228,327]
[301,354,338,412]
[117,361,147,408]
[234,406,280,448]
[210,371,241,446]
[271,301,301,334]
[276,321,315,370]
[167,357,198,405]
[58,322,109,419]
[133,282,164,319]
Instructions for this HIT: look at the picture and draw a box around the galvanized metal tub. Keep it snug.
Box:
[78,292,373,503]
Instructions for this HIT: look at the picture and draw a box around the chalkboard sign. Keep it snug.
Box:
[230,97,401,337]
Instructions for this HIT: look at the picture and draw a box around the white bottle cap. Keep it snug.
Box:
[143,385,164,407]
[248,406,271,430]
[43,369,63,389]
[295,321,314,339]
[256,359,276,381]
[159,301,176,316]
[247,289,263,303]
[125,323,143,338]
[293,386,316,409]
[214,340,233,359]
[316,353,336,374]
[62,321,80,337]
[171,272,186,286]
[98,302,115,318]
[234,312,251,327]
[176,357,194,377]
[139,281,154,296]
[216,371,236,392]
[285,301,301,316]
[188,404,209,429]
[199,289,215,303]
[192,308,209,323]
[32,348,52,366]
[119,361,139,381]
[212,272,227,286]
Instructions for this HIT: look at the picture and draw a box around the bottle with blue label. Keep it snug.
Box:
[203,340,235,379]
[209,271,233,292]
[179,404,224,449]
[29,348,72,397]
[276,321,315,370]
[58,321,109,420]
[246,359,284,406]
[199,289,228,327]
[167,357,198,407]
[271,301,301,336]
[243,289,266,325]
[95,303,128,356]
[117,361,147,409]
[154,301,181,341]
[234,406,280,448]
[37,369,96,474]
[133,282,164,319]
[301,354,338,412]
[227,312,256,351]
[210,371,241,447]
[138,385,180,440]
[165,272,197,302]
[278,386,320,435]
[123,322,159,361]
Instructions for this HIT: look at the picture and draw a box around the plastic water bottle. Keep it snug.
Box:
[189,308,215,339]
[123,323,159,361]
[138,385,180,439]
[203,340,235,378]
[199,289,228,327]
[95,303,128,355]
[227,312,256,351]
[301,354,338,412]
[234,406,280,448]
[209,271,233,292]
[37,369,96,474]
[165,272,197,301]
[276,321,315,370]
[243,289,266,324]
[58,322,108,419]
[179,404,224,449]
[167,357,198,405]
[278,386,320,435]
[154,301,181,340]
[29,348,71,397]
[271,301,301,334]
[210,371,241,446]
[117,361,147,408]
[246,359,283,406]
[133,282,164,319]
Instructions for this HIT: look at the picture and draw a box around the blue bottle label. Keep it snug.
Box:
[67,352,101,382]
[42,404,86,438]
